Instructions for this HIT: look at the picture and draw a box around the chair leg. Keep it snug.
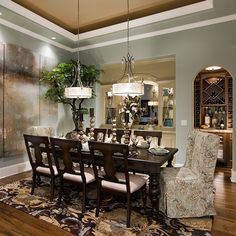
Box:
[142,186,147,212]
[58,177,63,204]
[37,175,41,186]
[31,172,37,195]
[96,183,101,217]
[82,184,86,213]
[50,177,55,201]
[127,194,131,228]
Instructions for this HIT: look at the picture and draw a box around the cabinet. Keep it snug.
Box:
[194,69,233,166]
[194,72,233,129]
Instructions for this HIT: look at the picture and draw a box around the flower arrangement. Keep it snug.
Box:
[119,96,144,120]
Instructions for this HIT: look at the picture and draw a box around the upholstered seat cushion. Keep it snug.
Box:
[36,165,58,175]
[63,167,96,184]
[101,172,146,193]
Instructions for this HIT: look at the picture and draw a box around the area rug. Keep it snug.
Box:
[0,179,212,236]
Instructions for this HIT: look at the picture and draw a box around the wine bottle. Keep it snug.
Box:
[220,118,225,129]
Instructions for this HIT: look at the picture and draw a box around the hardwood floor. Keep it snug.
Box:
[212,166,236,236]
[0,167,235,235]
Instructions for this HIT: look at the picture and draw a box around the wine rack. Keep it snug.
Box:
[194,77,201,128]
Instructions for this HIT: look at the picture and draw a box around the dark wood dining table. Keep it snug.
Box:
[81,146,178,219]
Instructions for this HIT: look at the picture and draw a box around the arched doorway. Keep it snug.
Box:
[193,66,233,167]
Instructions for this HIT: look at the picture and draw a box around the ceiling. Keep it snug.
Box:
[11,0,203,34]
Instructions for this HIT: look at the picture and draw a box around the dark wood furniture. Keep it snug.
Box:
[82,145,178,219]
[85,128,107,142]
[23,134,59,201]
[133,130,162,146]
[50,137,96,213]
[107,128,131,143]
[88,141,147,227]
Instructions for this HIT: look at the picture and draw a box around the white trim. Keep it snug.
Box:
[230,169,236,183]
[0,18,74,52]
[0,0,76,40]
[80,0,213,40]
[79,13,236,51]
[0,161,31,179]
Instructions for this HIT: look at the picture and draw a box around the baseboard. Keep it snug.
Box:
[230,169,236,183]
[0,161,31,179]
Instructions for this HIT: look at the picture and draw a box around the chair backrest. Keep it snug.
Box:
[85,128,107,142]
[88,141,131,192]
[23,134,55,173]
[184,131,220,180]
[133,130,162,146]
[107,129,131,143]
[50,138,85,179]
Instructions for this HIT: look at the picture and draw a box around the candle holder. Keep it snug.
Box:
[78,120,84,142]
[111,117,117,143]
[123,123,130,145]
[90,116,95,140]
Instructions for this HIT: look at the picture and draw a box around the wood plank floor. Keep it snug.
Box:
[0,167,235,235]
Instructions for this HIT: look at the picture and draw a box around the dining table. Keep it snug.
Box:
[81,146,178,219]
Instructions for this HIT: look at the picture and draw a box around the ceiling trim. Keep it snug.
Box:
[0,0,75,39]
[80,0,213,40]
[0,18,74,52]
[79,13,236,51]
[1,0,213,42]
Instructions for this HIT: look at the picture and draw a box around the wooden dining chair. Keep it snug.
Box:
[85,128,107,142]
[107,128,131,143]
[88,141,147,227]
[23,134,59,201]
[133,130,162,146]
[50,137,96,213]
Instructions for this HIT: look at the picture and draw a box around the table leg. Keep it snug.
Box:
[149,173,160,219]
[166,155,174,167]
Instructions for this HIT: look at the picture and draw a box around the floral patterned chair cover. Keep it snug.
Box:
[159,131,220,218]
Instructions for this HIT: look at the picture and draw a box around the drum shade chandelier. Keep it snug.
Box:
[64,0,92,99]
[112,0,144,97]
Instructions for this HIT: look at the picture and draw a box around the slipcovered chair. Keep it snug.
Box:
[159,131,220,218]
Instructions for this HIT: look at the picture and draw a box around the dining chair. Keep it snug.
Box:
[88,141,147,227]
[85,128,107,142]
[23,134,59,201]
[159,131,220,218]
[49,137,96,213]
[133,130,162,146]
[107,128,131,143]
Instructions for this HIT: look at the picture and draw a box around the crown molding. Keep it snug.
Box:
[0,0,76,40]
[1,0,213,42]
[0,18,74,52]
[79,13,236,51]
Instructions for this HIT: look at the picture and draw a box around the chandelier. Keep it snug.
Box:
[64,0,92,99]
[112,0,144,97]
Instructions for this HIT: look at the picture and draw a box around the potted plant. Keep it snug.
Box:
[40,60,101,133]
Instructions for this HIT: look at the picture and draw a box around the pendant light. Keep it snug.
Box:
[112,0,144,97]
[64,0,92,99]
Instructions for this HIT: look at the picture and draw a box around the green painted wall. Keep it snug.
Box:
[80,20,236,165]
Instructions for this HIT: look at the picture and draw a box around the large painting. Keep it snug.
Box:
[0,43,3,158]
[3,44,40,158]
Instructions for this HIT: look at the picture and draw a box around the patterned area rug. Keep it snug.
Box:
[0,179,212,235]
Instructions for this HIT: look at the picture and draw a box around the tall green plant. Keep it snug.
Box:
[40,60,101,131]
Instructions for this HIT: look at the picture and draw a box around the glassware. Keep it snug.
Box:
[131,134,138,155]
